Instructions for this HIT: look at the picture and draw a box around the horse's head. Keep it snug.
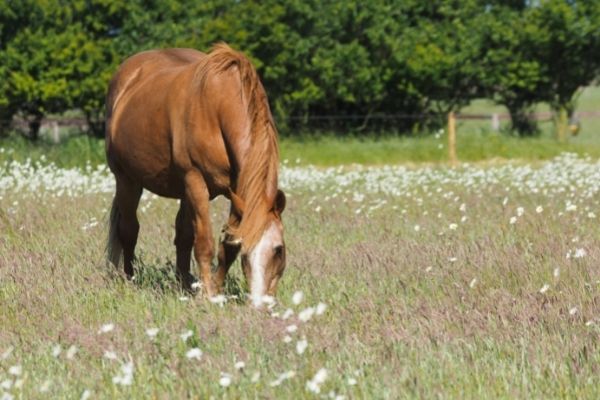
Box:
[228,189,286,307]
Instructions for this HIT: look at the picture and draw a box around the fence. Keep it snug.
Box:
[8,110,600,163]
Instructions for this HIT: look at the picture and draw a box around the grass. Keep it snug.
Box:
[2,157,600,397]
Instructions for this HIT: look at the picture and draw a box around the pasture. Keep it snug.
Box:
[2,154,600,398]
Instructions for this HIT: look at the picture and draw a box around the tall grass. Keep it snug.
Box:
[2,156,600,397]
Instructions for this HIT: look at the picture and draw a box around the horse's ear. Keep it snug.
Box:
[274,189,286,214]
[229,189,245,219]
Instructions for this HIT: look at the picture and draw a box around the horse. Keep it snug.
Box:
[104,43,287,307]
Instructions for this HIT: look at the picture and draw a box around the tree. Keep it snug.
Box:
[478,4,547,136]
[529,0,600,141]
[397,0,487,129]
[0,1,121,139]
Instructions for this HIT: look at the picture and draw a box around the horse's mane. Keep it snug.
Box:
[195,43,279,250]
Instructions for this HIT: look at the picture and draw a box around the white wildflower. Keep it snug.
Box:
[315,302,327,315]
[574,248,587,258]
[539,284,550,294]
[270,370,296,387]
[112,361,134,386]
[8,365,21,376]
[292,291,304,305]
[219,373,232,388]
[104,351,118,360]
[209,295,227,306]
[261,295,276,308]
[145,328,159,338]
[98,323,115,334]
[186,348,203,360]
[298,307,315,322]
[66,345,78,359]
[306,368,328,394]
[569,307,578,316]
[296,339,308,355]
[282,308,294,320]
[286,324,298,333]
[234,361,245,370]
[180,330,193,342]
[536,206,543,213]
[52,344,62,357]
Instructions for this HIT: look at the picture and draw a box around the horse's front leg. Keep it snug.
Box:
[214,215,242,292]
[184,172,217,297]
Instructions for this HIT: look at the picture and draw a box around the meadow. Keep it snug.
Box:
[2,152,600,398]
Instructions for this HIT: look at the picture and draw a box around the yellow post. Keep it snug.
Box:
[448,111,457,165]
[556,107,568,142]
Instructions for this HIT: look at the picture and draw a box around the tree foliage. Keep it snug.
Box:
[0,0,599,139]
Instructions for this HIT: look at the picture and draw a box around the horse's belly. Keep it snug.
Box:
[138,166,184,198]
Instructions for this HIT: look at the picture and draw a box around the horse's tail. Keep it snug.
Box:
[106,196,122,268]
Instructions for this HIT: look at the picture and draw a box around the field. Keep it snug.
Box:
[2,153,600,398]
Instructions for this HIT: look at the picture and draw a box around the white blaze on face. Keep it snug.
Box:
[249,222,281,307]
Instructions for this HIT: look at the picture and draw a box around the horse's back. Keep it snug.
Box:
[106,49,206,198]
[106,48,204,117]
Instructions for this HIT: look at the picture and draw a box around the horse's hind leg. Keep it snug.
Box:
[113,174,142,277]
[174,198,196,291]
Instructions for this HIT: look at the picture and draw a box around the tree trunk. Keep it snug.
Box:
[507,104,538,136]
[553,106,569,142]
[0,106,16,138]
[85,110,105,138]
[27,111,44,141]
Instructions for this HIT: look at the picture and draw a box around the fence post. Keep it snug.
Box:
[448,112,457,165]
[51,121,60,143]
[491,113,500,131]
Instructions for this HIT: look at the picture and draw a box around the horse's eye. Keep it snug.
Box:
[274,245,283,256]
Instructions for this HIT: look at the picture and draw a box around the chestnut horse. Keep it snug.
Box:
[105,44,286,307]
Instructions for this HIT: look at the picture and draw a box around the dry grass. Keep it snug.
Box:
[2,156,600,398]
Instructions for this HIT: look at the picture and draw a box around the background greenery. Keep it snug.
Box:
[1,0,599,141]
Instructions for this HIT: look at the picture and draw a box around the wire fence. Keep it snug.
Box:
[8,110,600,128]
[5,110,600,141]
